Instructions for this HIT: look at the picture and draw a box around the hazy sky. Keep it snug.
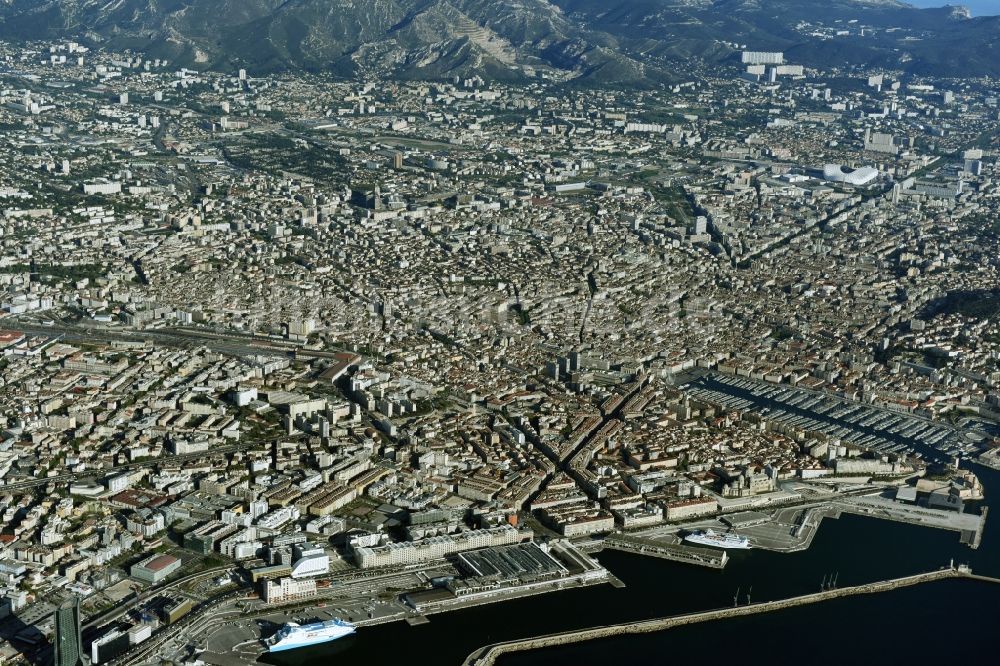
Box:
[905,1,999,16]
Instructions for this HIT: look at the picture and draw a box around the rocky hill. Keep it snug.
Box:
[0,0,995,82]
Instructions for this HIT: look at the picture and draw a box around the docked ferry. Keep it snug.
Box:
[265,618,356,652]
[684,529,751,550]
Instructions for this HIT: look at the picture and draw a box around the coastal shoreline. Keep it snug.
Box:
[463,566,998,666]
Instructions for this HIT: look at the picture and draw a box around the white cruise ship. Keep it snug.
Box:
[265,619,356,652]
[683,529,751,550]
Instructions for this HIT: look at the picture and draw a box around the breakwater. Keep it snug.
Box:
[463,566,995,666]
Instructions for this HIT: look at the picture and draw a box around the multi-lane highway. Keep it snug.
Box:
[83,565,236,631]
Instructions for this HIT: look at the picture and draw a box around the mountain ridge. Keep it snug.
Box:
[0,0,996,83]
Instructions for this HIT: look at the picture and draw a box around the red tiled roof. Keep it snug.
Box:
[143,554,179,572]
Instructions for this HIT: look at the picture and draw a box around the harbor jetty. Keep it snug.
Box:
[463,565,998,666]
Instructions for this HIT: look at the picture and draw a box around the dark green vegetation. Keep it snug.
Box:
[1,1,998,83]
[649,184,696,225]
[221,133,348,180]
[0,262,106,282]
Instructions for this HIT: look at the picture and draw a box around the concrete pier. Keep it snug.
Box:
[602,534,728,569]
[463,566,994,666]
[970,506,988,549]
[833,495,985,540]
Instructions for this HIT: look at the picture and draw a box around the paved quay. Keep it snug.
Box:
[602,534,729,568]
[185,558,615,666]
[619,493,987,556]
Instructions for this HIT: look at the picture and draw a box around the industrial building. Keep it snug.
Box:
[130,553,182,584]
[353,525,529,569]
